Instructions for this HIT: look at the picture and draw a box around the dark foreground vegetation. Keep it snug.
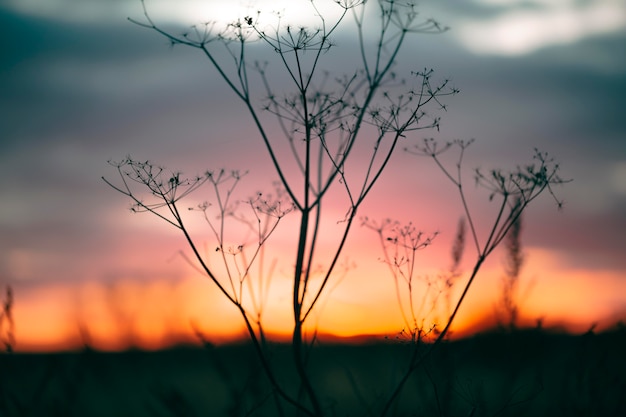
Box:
[1,327,625,417]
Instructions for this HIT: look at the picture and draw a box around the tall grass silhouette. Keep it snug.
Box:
[0,286,14,353]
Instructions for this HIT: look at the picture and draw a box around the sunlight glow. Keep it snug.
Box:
[457,0,626,55]
[522,249,626,331]
[146,0,347,27]
[11,246,625,352]
[5,0,347,28]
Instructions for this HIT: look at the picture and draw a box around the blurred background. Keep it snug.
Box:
[1,0,625,351]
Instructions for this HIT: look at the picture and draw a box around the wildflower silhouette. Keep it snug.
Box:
[105,1,568,415]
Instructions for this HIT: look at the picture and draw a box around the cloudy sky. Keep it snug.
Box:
[1,0,625,351]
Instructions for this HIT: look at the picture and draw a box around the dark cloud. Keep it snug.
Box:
[0,9,219,149]
[526,199,626,270]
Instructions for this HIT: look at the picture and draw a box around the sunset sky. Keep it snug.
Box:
[1,0,625,351]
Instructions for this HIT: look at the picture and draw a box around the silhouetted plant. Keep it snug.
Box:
[361,218,438,342]
[0,286,14,353]
[0,286,16,416]
[362,215,468,343]
[498,199,525,330]
[104,1,568,416]
[406,140,566,342]
[362,140,567,416]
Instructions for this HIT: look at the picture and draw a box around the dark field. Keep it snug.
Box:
[1,328,625,417]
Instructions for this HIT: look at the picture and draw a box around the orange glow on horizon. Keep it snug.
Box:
[7,247,625,352]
